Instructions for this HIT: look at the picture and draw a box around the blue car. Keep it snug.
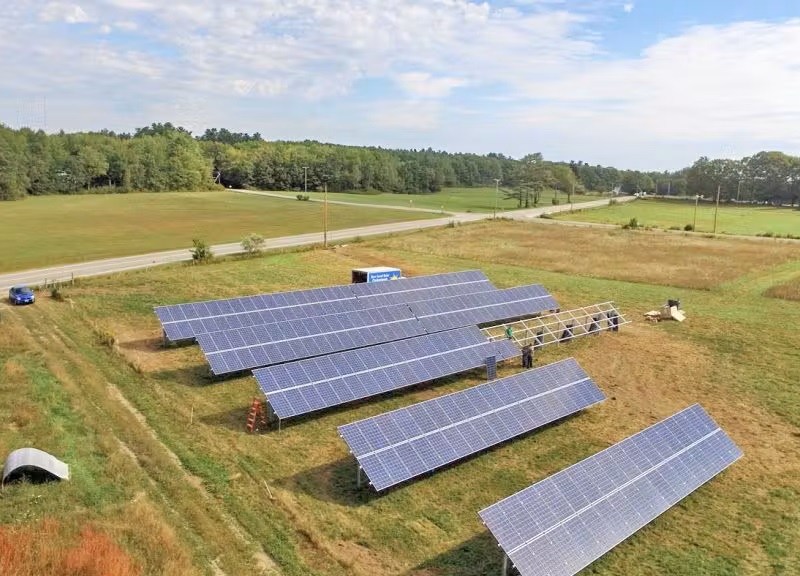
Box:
[9,286,35,305]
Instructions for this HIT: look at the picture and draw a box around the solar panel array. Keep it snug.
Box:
[156,270,493,341]
[339,358,604,491]
[254,327,519,420]
[412,285,558,333]
[198,304,426,375]
[479,404,742,576]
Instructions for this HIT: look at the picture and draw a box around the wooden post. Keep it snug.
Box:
[713,184,721,234]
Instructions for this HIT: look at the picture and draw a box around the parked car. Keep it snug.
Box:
[9,285,35,305]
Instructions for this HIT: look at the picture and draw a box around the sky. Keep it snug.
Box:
[1,0,799,170]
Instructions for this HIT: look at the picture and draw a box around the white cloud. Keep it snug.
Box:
[3,2,800,168]
[394,73,467,99]
[367,100,443,131]
[40,2,93,23]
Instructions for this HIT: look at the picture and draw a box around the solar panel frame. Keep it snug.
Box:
[254,327,519,419]
[339,358,604,491]
[478,404,742,576]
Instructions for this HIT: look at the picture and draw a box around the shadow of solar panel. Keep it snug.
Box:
[338,358,603,491]
[254,327,518,419]
[478,404,742,576]
[200,305,428,375]
[412,285,559,333]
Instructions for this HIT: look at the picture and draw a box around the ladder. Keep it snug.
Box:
[246,398,267,433]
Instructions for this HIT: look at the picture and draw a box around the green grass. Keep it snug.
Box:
[269,186,599,213]
[2,222,799,575]
[0,191,439,272]
[555,198,800,236]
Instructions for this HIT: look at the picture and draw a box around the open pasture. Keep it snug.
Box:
[267,187,598,214]
[555,198,800,237]
[1,221,799,575]
[0,191,438,273]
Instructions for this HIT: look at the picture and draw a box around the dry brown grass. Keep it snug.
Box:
[0,520,140,576]
[371,221,800,290]
[765,274,800,301]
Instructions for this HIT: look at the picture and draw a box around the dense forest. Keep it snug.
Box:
[1,122,799,205]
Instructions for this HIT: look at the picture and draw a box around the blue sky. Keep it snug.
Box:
[1,1,799,170]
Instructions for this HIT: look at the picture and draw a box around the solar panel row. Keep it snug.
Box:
[353,279,495,310]
[155,284,354,325]
[339,358,604,491]
[479,404,742,576]
[201,307,427,375]
[412,285,558,333]
[254,327,519,419]
[156,270,488,326]
[164,297,366,342]
[166,278,497,342]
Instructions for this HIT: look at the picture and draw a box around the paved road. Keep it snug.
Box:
[0,195,635,292]
[233,189,448,214]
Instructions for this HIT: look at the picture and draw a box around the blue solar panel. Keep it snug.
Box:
[155,284,356,340]
[478,404,742,576]
[354,279,496,309]
[412,285,558,333]
[338,358,603,491]
[351,270,489,297]
[254,327,518,420]
[198,305,426,375]
[163,298,367,342]
[155,270,492,341]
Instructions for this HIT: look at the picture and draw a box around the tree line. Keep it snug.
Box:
[1,121,798,205]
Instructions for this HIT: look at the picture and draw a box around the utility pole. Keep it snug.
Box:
[493,178,500,219]
[693,194,699,231]
[302,166,308,196]
[736,179,741,202]
[323,182,328,248]
[713,184,721,234]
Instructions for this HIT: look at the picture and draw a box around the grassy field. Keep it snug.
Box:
[269,187,598,213]
[555,198,800,236]
[1,221,799,575]
[765,274,800,301]
[0,192,439,272]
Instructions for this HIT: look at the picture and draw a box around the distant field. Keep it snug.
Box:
[2,222,797,575]
[0,192,438,272]
[272,187,598,213]
[555,199,800,236]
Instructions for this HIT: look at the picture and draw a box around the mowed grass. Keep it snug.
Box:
[373,220,800,290]
[266,187,598,213]
[0,191,438,272]
[2,222,799,575]
[555,198,800,236]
